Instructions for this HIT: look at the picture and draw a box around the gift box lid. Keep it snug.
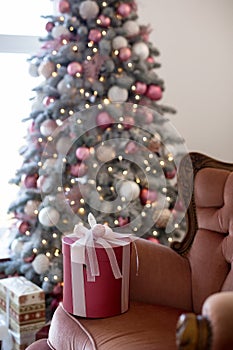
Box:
[0,277,45,306]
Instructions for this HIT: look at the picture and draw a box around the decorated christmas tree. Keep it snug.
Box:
[0,0,187,319]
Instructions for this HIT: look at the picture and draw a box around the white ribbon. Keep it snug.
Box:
[69,213,138,282]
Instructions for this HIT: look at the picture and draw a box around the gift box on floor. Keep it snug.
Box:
[62,213,137,319]
[0,276,45,349]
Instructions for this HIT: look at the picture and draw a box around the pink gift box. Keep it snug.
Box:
[62,235,132,318]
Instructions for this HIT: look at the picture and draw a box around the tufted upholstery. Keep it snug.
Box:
[27,153,233,350]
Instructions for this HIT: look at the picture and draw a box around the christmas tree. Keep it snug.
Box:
[0,0,187,319]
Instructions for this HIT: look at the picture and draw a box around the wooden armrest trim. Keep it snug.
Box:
[176,313,212,350]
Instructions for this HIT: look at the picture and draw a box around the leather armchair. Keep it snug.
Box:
[27,152,233,350]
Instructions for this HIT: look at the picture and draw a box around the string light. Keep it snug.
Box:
[102,1,107,7]
[72,45,78,52]
[52,50,57,55]
[44,277,49,282]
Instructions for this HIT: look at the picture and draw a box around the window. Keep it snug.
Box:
[0,1,53,229]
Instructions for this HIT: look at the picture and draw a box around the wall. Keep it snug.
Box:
[138,0,233,162]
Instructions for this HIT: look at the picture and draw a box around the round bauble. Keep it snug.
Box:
[98,14,111,27]
[96,111,114,130]
[135,82,147,95]
[58,0,70,13]
[38,207,60,227]
[122,20,139,37]
[146,85,163,101]
[112,36,128,50]
[75,146,90,161]
[40,119,57,137]
[119,181,140,201]
[147,236,159,244]
[11,239,24,256]
[56,136,73,155]
[125,141,139,154]
[43,96,56,107]
[67,61,83,76]
[132,42,150,60]
[52,25,70,39]
[88,29,102,42]
[38,61,55,79]
[45,21,54,32]
[108,86,128,103]
[24,200,41,217]
[17,220,31,234]
[96,145,116,162]
[153,208,171,228]
[28,62,39,78]
[70,162,88,177]
[32,254,50,274]
[22,173,38,189]
[119,47,132,61]
[79,0,99,20]
[118,216,129,227]
[37,175,54,193]
[117,3,131,18]
[140,188,158,205]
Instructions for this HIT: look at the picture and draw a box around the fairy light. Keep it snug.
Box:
[114,220,119,225]
[38,137,43,143]
[166,196,171,202]
[80,198,85,204]
[93,163,98,168]
[62,39,68,45]
[53,233,58,238]
[34,209,39,215]
[44,277,49,282]
[54,275,58,281]
[117,123,123,129]
[168,154,174,162]
[162,187,167,193]
[69,26,74,32]
[141,212,146,217]
[52,72,57,77]
[85,103,90,109]
[135,95,140,100]
[136,178,141,184]
[131,85,136,91]
[78,208,85,215]
[77,119,82,124]
[118,68,123,73]
[88,41,94,48]
[153,230,158,237]
[70,200,75,206]
[99,76,105,82]
[123,170,128,176]
[42,239,47,245]
[114,50,119,56]
[38,161,42,167]
[121,197,126,202]
[97,186,102,191]
[103,98,110,105]
[33,248,38,254]
[133,227,138,232]
[143,137,148,142]
[76,72,81,78]
[102,1,107,7]
[146,166,151,172]
[174,223,179,229]
[118,155,123,161]
[69,110,74,116]
[25,230,31,236]
[108,167,113,172]
[87,55,92,61]
[70,179,75,185]
[72,45,78,52]
[168,237,173,243]
[54,249,60,257]
[117,206,122,211]
[128,62,133,68]
[96,19,101,25]
[160,160,165,167]
[46,252,51,257]
[56,64,61,69]
[80,88,85,94]
[60,108,65,114]
[102,30,107,36]
[52,50,57,55]
[47,136,53,142]
[93,47,98,53]
[85,92,90,97]
[59,16,65,22]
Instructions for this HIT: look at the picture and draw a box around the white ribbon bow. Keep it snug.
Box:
[69,213,138,281]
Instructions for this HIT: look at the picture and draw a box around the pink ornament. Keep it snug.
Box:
[17,220,31,234]
[140,188,158,205]
[43,96,56,106]
[165,168,177,179]
[125,141,138,154]
[118,216,129,227]
[67,62,83,76]
[23,174,38,189]
[70,163,88,177]
[147,237,159,244]
[88,29,102,43]
[135,82,147,95]
[98,15,111,27]
[146,85,163,101]
[76,147,90,161]
[40,119,57,137]
[147,57,155,64]
[123,116,134,129]
[58,0,70,13]
[96,111,114,130]
[144,111,154,124]
[45,22,54,32]
[119,47,132,61]
[117,3,131,17]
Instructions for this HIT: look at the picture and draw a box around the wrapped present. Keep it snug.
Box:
[62,213,138,318]
[0,276,45,349]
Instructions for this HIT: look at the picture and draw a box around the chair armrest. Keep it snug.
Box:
[202,291,233,350]
[130,238,192,310]
[176,292,233,350]
[26,339,50,350]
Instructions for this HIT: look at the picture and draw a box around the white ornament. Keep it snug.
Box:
[79,1,99,20]
[112,36,128,50]
[40,119,58,137]
[108,86,128,103]
[119,181,140,201]
[56,136,73,155]
[28,62,39,77]
[38,61,55,79]
[52,25,70,39]
[24,200,41,217]
[11,239,24,256]
[132,42,150,60]
[96,145,116,162]
[38,207,60,227]
[122,20,140,37]
[32,254,50,274]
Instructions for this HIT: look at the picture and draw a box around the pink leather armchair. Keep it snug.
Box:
[27,152,233,350]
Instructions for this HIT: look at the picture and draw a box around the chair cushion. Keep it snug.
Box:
[47,302,185,350]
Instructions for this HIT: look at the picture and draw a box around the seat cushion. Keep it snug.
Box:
[47,302,185,350]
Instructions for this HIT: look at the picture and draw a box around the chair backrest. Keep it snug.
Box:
[172,152,233,313]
